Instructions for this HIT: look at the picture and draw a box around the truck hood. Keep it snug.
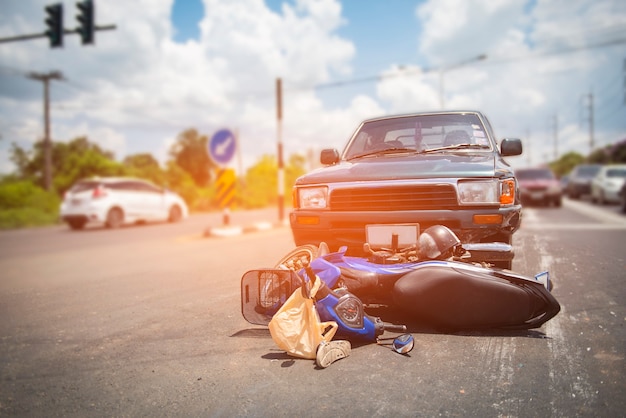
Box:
[296,153,500,185]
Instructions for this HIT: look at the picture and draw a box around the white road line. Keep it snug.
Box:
[521,201,626,230]
[530,222,597,413]
[562,199,626,225]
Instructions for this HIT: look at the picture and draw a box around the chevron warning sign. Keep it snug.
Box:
[215,168,236,209]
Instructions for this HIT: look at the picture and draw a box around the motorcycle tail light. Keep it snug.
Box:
[333,294,364,329]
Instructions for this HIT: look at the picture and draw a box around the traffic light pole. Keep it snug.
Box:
[0,0,115,47]
[0,25,116,45]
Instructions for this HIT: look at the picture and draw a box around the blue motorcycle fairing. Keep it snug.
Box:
[311,249,551,291]
[314,288,379,341]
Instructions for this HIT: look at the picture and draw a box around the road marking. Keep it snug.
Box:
[562,199,626,225]
[523,223,626,230]
[522,200,626,230]
[528,223,598,413]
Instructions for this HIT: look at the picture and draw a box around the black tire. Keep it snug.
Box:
[168,205,182,223]
[67,219,86,230]
[275,244,320,269]
[105,207,124,229]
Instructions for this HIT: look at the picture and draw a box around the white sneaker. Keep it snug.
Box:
[316,340,351,368]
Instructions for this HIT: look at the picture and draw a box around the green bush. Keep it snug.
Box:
[0,180,60,229]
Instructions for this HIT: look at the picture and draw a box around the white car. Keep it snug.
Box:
[590,164,626,204]
[60,177,189,230]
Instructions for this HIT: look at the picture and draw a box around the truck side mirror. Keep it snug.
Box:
[500,138,523,156]
[320,149,340,165]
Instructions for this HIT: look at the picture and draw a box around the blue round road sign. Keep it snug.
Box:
[208,129,236,166]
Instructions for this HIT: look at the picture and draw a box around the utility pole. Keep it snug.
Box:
[27,71,64,191]
[623,58,626,105]
[276,78,284,222]
[552,114,558,161]
[587,92,595,153]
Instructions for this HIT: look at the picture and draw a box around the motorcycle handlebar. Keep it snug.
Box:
[383,323,407,333]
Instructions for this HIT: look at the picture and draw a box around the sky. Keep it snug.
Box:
[1,0,625,177]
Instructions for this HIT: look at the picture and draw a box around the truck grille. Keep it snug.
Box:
[330,185,459,211]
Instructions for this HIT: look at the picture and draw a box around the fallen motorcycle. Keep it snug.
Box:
[241,224,560,341]
[241,265,409,343]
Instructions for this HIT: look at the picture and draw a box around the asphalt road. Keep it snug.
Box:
[0,201,624,417]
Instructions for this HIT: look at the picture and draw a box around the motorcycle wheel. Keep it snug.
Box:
[275,244,320,270]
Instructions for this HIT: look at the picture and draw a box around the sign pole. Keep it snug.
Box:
[207,129,237,227]
[276,78,284,223]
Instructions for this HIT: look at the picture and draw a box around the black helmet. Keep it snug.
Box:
[418,225,461,260]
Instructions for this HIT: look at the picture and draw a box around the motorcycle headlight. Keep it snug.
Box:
[458,179,516,206]
[333,294,364,329]
[298,186,328,209]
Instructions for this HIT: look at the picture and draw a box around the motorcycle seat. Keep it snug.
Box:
[339,267,406,294]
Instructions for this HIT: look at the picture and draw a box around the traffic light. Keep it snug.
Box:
[76,0,94,45]
[44,3,63,48]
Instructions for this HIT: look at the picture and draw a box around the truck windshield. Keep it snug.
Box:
[343,113,493,160]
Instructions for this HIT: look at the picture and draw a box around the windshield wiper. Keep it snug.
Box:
[417,143,491,154]
[347,147,416,160]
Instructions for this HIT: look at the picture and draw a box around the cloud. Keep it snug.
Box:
[407,0,626,165]
[0,0,624,177]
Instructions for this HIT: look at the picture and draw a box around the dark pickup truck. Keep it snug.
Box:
[289,111,523,269]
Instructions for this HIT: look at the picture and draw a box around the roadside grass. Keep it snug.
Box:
[0,180,61,229]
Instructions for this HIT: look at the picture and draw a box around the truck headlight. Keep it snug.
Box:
[458,180,498,205]
[458,179,516,206]
[298,186,328,209]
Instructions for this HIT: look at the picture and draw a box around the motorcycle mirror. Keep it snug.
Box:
[377,333,415,355]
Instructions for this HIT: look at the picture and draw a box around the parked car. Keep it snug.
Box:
[566,164,601,199]
[620,182,626,213]
[590,164,626,204]
[60,177,189,230]
[289,110,523,269]
[515,167,562,207]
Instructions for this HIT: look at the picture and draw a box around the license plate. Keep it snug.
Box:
[366,224,420,250]
[530,192,544,200]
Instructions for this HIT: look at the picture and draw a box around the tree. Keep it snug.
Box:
[168,129,215,187]
[588,139,626,164]
[285,154,307,194]
[10,136,125,193]
[549,151,585,177]
[243,155,277,208]
[241,153,307,209]
[164,161,213,211]
[123,153,165,185]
